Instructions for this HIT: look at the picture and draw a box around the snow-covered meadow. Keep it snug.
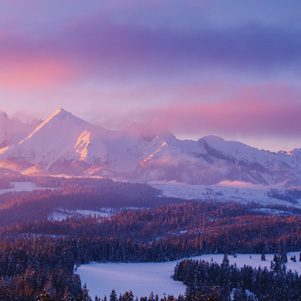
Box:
[77,251,301,299]
[151,181,301,209]
[48,207,148,221]
[191,252,301,274]
[0,182,38,194]
[48,208,113,221]
[77,261,186,299]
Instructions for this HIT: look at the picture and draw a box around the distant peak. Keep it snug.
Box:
[124,122,175,141]
[286,148,301,156]
[29,118,43,127]
[200,135,225,143]
[0,111,8,118]
[205,135,224,140]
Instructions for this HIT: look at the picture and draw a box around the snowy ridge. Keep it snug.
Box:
[0,108,301,188]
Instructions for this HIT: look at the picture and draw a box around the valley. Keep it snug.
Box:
[1,1,300,299]
[0,110,300,300]
[0,176,299,299]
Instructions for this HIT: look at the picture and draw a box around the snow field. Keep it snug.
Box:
[48,207,147,221]
[48,208,113,221]
[77,261,186,300]
[151,182,301,209]
[0,182,38,195]
[77,251,300,300]
[192,252,301,274]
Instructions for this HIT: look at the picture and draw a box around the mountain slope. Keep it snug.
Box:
[0,108,300,186]
[0,111,37,149]
[0,109,109,174]
[132,135,296,186]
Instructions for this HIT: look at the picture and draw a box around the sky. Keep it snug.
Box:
[0,0,300,152]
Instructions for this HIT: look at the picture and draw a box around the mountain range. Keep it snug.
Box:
[0,108,300,187]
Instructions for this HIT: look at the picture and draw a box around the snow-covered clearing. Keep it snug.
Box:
[48,207,147,221]
[48,208,114,221]
[77,261,186,299]
[191,252,301,274]
[77,251,300,299]
[251,207,299,216]
[151,182,301,209]
[0,182,39,194]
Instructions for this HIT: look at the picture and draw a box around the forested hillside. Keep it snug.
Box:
[173,256,300,300]
[0,199,299,299]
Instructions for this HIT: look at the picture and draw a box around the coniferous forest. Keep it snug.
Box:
[173,255,300,300]
[1,0,301,299]
[0,177,300,300]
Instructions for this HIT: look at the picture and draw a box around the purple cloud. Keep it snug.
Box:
[0,13,300,88]
[56,17,301,77]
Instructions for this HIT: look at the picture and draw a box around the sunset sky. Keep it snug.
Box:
[0,0,300,151]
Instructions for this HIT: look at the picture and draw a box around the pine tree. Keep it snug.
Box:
[233,287,247,301]
[208,285,221,301]
[292,255,296,262]
[149,291,155,300]
[177,294,184,301]
[82,283,92,301]
[110,289,118,301]
[280,250,287,263]
[221,253,229,269]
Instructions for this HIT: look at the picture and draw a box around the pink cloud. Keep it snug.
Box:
[0,58,75,90]
[130,83,301,137]
[1,9,301,89]
[0,30,76,90]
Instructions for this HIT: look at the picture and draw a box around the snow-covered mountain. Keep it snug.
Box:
[0,111,38,149]
[0,108,300,187]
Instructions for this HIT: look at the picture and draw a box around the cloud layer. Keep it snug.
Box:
[127,83,301,138]
[0,5,301,89]
[0,1,300,151]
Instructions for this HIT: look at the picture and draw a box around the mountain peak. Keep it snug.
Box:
[18,108,87,145]
[124,121,176,141]
[0,111,8,118]
[202,135,225,143]
[51,108,70,118]
[41,108,81,126]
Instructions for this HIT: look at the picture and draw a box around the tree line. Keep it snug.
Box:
[173,254,300,300]
[0,201,299,299]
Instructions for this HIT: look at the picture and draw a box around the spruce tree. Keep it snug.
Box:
[110,289,117,301]
[82,283,92,301]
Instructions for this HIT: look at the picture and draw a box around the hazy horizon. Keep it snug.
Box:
[0,107,298,153]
